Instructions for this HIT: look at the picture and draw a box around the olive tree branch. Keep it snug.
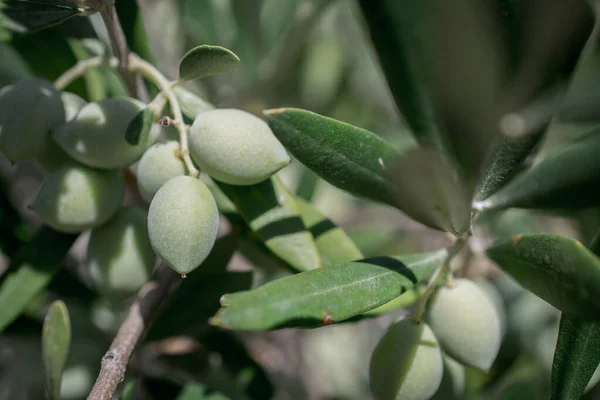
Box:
[128,54,200,177]
[55,56,119,90]
[87,268,179,400]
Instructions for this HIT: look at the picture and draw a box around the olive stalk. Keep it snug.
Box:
[128,54,200,177]
[54,56,119,90]
[412,235,468,323]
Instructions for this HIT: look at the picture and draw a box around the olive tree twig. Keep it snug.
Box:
[54,56,119,90]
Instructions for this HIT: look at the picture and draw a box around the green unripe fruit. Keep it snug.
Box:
[370,319,443,400]
[427,279,502,372]
[0,78,65,162]
[189,108,290,185]
[36,92,87,173]
[136,141,187,203]
[431,355,465,400]
[148,175,219,275]
[88,207,156,300]
[52,97,151,169]
[33,164,124,233]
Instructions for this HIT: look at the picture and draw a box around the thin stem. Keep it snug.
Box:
[55,56,119,90]
[412,236,467,323]
[128,54,199,177]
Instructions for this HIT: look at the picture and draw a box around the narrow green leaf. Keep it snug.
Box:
[296,198,363,266]
[552,314,600,400]
[264,107,401,208]
[216,176,322,271]
[264,108,470,234]
[486,234,600,318]
[209,249,446,330]
[42,300,71,400]
[0,227,77,332]
[145,234,244,341]
[363,287,424,317]
[1,0,85,35]
[474,128,600,211]
[173,86,214,120]
[178,45,240,81]
[125,107,154,145]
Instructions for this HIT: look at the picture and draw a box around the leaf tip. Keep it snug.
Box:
[263,108,287,116]
[321,311,335,326]
[512,234,523,246]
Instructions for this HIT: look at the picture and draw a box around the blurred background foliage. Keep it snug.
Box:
[0,0,599,399]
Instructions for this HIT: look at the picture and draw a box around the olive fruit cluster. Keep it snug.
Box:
[0,78,290,298]
[369,279,502,400]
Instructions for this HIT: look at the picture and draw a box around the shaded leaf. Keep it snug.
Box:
[178,45,240,81]
[145,235,245,341]
[210,250,446,330]
[216,176,322,271]
[552,314,600,400]
[296,198,363,266]
[176,383,230,400]
[42,300,71,400]
[125,107,154,145]
[1,0,85,35]
[486,234,600,318]
[264,107,401,208]
[0,227,77,332]
[173,86,214,120]
[474,128,600,211]
[363,287,424,317]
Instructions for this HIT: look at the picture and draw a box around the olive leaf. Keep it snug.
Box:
[474,128,600,211]
[125,107,154,145]
[178,45,240,81]
[486,234,600,318]
[551,314,600,400]
[1,0,86,36]
[42,300,71,400]
[296,198,363,266]
[216,176,322,272]
[209,249,446,330]
[0,227,77,332]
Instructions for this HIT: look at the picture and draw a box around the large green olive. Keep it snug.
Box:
[136,140,187,203]
[427,279,502,372]
[189,108,290,185]
[0,78,65,162]
[52,97,152,169]
[32,163,124,233]
[370,319,443,400]
[87,207,156,300]
[36,92,87,173]
[148,175,219,275]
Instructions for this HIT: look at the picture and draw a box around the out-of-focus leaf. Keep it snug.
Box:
[296,167,319,202]
[260,0,301,49]
[486,234,600,318]
[216,176,322,271]
[264,107,401,208]
[174,86,215,120]
[42,300,71,400]
[176,383,230,400]
[296,198,363,265]
[178,45,240,81]
[474,128,600,211]
[1,0,86,35]
[145,235,244,341]
[231,0,261,86]
[0,227,77,332]
[0,43,30,87]
[552,314,600,400]
[67,38,105,102]
[392,147,471,235]
[210,250,446,330]
[125,107,154,145]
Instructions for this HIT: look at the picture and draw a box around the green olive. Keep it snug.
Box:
[0,78,65,162]
[52,97,152,169]
[148,175,219,274]
[32,163,124,233]
[136,141,187,203]
[189,108,290,185]
[370,319,443,400]
[427,279,502,372]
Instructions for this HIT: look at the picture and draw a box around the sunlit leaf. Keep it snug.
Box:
[210,250,446,330]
